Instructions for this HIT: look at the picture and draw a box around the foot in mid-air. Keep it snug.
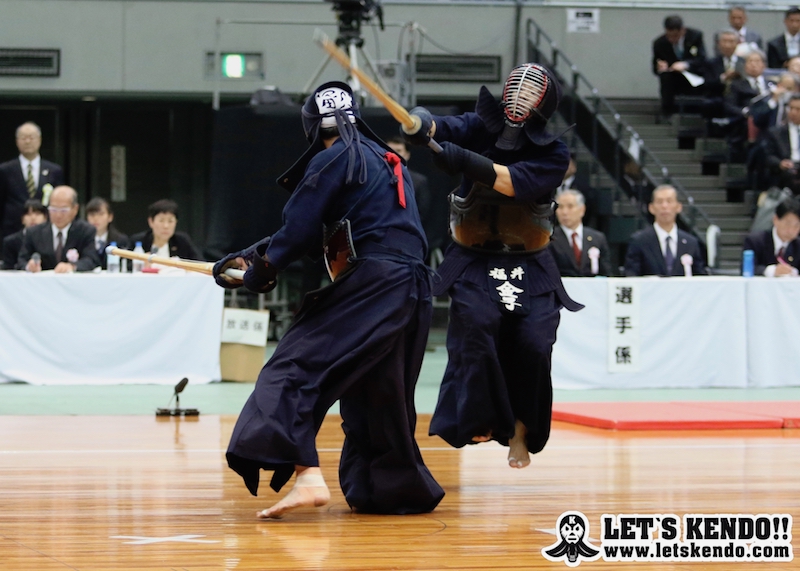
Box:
[507,419,530,468]
[256,467,330,519]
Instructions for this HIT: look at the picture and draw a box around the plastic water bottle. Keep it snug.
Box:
[107,241,120,273]
[742,250,754,277]
[132,241,145,273]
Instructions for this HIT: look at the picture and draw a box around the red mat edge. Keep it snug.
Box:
[680,402,800,429]
[552,403,785,430]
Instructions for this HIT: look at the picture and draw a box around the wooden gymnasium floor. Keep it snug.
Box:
[0,414,798,571]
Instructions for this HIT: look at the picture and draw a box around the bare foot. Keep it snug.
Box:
[507,419,530,469]
[472,430,492,443]
[256,468,330,519]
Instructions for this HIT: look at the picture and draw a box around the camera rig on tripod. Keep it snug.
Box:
[326,0,385,47]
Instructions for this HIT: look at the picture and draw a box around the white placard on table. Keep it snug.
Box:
[221,308,270,347]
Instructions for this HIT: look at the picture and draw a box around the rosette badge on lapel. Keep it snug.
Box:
[66,249,79,264]
[689,46,698,57]
[42,183,54,206]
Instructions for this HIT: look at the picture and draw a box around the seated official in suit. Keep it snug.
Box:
[742,196,800,276]
[17,186,99,273]
[724,50,775,159]
[0,121,65,244]
[1,199,47,270]
[705,29,744,98]
[130,199,202,265]
[652,15,707,118]
[714,6,763,55]
[764,93,800,193]
[625,184,706,277]
[767,6,800,69]
[550,189,613,277]
[86,197,128,270]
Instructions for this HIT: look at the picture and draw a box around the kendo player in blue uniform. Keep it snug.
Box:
[402,64,583,469]
[213,82,444,518]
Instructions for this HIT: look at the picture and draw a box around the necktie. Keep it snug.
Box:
[572,232,581,266]
[777,245,786,261]
[96,239,105,256]
[665,235,675,274]
[674,44,683,59]
[26,163,35,198]
[55,231,64,262]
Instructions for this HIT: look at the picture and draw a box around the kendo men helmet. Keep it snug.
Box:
[301,81,360,144]
[475,63,566,150]
[501,63,560,126]
[278,81,394,193]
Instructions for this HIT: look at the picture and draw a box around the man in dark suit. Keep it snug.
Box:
[0,122,65,244]
[724,50,774,160]
[714,6,763,54]
[767,6,800,69]
[86,197,129,270]
[1,199,47,270]
[764,93,800,193]
[625,184,706,276]
[17,186,99,272]
[652,15,707,117]
[705,29,743,98]
[130,199,202,261]
[742,197,800,276]
[550,189,613,277]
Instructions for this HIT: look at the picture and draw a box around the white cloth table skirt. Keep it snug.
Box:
[745,279,800,388]
[553,277,749,389]
[0,273,223,385]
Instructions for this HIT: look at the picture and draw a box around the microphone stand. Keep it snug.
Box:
[156,378,200,417]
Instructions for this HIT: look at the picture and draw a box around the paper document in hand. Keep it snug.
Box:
[682,71,705,87]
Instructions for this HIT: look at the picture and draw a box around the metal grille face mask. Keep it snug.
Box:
[501,64,549,124]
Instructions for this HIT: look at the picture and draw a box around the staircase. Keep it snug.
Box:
[602,98,755,272]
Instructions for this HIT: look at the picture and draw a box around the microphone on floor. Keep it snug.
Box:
[156,377,199,417]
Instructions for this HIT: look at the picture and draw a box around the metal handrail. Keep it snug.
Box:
[526,18,715,233]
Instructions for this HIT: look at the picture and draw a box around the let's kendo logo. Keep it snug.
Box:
[542,511,793,566]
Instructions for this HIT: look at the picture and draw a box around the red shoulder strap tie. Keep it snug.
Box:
[384,152,406,208]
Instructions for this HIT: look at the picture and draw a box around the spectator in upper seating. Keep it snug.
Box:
[724,50,774,160]
[86,197,129,270]
[17,185,99,273]
[1,199,47,270]
[652,15,707,118]
[787,56,800,76]
[742,196,800,276]
[556,152,578,193]
[129,199,202,262]
[751,72,799,131]
[715,6,763,55]
[767,6,800,69]
[764,93,800,194]
[0,122,65,245]
[624,184,706,277]
[706,29,744,97]
[550,189,613,277]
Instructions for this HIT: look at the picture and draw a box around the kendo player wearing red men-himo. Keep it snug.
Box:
[401,63,583,469]
[213,81,444,519]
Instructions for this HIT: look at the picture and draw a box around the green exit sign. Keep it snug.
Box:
[205,52,263,79]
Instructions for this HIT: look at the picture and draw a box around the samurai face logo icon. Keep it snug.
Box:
[542,511,601,567]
